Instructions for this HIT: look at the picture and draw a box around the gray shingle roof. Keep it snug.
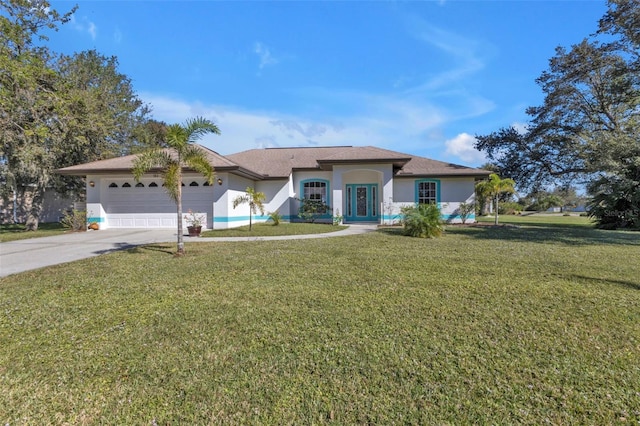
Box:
[57,145,239,175]
[58,144,490,178]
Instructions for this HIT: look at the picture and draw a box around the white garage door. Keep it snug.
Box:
[103,178,215,229]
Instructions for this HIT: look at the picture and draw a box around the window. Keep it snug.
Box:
[109,182,118,188]
[122,182,131,188]
[301,179,330,215]
[189,181,199,186]
[149,182,158,187]
[203,181,211,187]
[416,180,439,205]
[135,182,144,187]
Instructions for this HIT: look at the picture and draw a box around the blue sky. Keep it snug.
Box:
[49,0,607,166]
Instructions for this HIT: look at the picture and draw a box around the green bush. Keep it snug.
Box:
[400,203,444,238]
[268,211,282,226]
[60,209,87,232]
[499,201,524,215]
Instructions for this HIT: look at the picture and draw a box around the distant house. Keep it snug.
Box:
[57,145,490,229]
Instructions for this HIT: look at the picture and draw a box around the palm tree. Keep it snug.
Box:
[132,117,220,256]
[475,173,516,225]
[232,187,266,231]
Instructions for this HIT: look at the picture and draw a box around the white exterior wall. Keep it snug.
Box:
[217,174,259,229]
[256,178,291,220]
[393,177,477,223]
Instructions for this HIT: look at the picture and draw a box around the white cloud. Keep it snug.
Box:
[444,132,487,165]
[70,14,97,40]
[113,28,123,44]
[254,42,278,71]
[141,92,449,156]
[402,17,494,96]
[511,121,529,134]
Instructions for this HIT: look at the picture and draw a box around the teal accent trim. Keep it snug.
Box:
[300,178,331,219]
[213,215,270,223]
[345,183,379,222]
[415,179,441,204]
[87,217,105,223]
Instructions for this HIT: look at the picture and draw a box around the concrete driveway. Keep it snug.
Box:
[0,229,176,278]
[0,225,377,278]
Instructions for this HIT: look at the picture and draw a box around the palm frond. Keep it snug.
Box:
[166,124,188,150]
[132,150,173,181]
[232,195,249,209]
[183,145,214,183]
[163,162,181,202]
[184,117,221,144]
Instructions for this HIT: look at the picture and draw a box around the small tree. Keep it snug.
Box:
[458,202,475,224]
[475,174,516,225]
[132,117,220,256]
[232,187,266,231]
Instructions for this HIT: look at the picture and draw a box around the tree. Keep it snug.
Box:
[232,187,266,231]
[475,174,516,225]
[132,117,220,256]
[474,0,640,228]
[1,1,150,229]
[1,0,75,229]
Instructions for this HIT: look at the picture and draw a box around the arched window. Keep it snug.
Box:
[189,181,199,186]
[108,182,118,188]
[149,182,158,187]
[135,182,144,188]
[122,182,131,188]
[300,179,330,214]
[203,181,211,187]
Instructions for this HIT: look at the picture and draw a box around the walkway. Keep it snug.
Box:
[0,224,377,278]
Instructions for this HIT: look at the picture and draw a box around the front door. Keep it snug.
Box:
[345,184,378,222]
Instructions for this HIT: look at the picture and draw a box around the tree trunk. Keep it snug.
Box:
[494,195,499,225]
[176,172,185,256]
[23,187,45,231]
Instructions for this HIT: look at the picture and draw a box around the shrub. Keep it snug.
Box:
[499,201,524,215]
[400,203,444,238]
[60,209,87,232]
[268,211,282,226]
[458,202,475,224]
[332,209,343,226]
[298,198,330,223]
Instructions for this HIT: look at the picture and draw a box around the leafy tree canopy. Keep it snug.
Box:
[1,0,152,229]
[474,0,640,228]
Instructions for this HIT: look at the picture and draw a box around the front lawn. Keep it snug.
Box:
[0,222,67,243]
[200,222,346,237]
[1,221,638,423]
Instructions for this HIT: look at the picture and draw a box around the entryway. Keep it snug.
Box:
[345,184,379,222]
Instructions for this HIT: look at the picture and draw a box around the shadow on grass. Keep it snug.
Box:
[570,274,640,291]
[376,227,405,237]
[93,243,175,256]
[127,244,175,255]
[446,224,640,247]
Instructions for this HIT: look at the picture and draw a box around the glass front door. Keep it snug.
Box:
[345,184,378,222]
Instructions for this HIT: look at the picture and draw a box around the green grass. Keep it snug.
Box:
[478,213,595,227]
[200,222,347,237]
[1,219,639,423]
[0,222,67,243]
